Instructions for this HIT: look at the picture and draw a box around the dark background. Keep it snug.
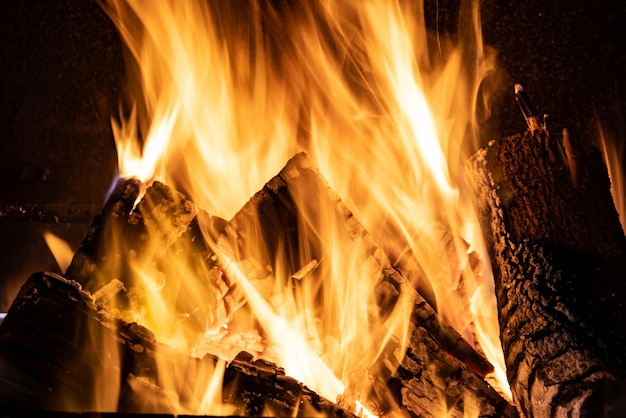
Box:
[0,0,625,311]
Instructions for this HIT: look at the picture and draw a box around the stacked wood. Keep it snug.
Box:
[0,152,516,416]
[0,271,355,416]
[218,152,516,416]
[466,127,626,417]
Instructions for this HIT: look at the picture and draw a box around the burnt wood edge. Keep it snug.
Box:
[67,155,495,385]
[0,272,355,417]
[218,152,507,415]
[219,152,494,379]
[53,153,507,415]
[282,153,495,378]
[389,325,518,417]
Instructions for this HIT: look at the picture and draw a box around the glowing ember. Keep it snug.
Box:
[99,0,511,413]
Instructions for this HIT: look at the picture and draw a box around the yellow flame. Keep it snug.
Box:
[356,400,378,418]
[101,0,510,413]
[106,0,294,215]
[222,254,345,402]
[42,231,75,274]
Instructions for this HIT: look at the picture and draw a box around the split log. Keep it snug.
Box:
[0,271,355,417]
[218,152,513,416]
[66,178,197,293]
[388,324,517,417]
[65,177,143,292]
[466,128,626,417]
[11,154,515,416]
[65,179,231,336]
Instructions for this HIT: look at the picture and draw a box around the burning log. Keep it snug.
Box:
[219,152,491,373]
[66,178,232,335]
[389,324,516,417]
[0,153,516,416]
[219,152,515,416]
[0,271,355,416]
[466,124,626,417]
[66,178,198,293]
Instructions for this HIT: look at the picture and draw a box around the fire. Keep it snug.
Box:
[42,231,75,273]
[99,0,510,414]
[222,255,345,402]
[598,126,626,230]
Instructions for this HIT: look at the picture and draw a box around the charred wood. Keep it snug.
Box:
[5,153,517,416]
[219,152,491,373]
[389,220,492,382]
[66,178,196,293]
[466,128,626,417]
[66,179,230,335]
[389,324,517,417]
[65,177,143,292]
[0,272,354,417]
[218,152,510,416]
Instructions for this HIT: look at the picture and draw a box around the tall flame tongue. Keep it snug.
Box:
[104,0,510,413]
[598,126,626,230]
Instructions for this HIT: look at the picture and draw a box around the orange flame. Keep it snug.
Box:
[598,126,626,230]
[42,231,75,273]
[101,0,511,413]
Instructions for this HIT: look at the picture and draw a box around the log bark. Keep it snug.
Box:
[218,152,512,416]
[466,128,626,417]
[0,272,355,417]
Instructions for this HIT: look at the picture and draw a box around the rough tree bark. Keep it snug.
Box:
[466,128,626,417]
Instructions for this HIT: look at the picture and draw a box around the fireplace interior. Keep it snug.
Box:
[0,0,625,416]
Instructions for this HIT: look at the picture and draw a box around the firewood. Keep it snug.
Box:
[0,272,356,417]
[65,178,230,335]
[218,152,511,416]
[8,154,514,416]
[65,177,143,292]
[388,324,518,417]
[66,178,196,293]
[391,221,479,342]
[0,271,149,411]
[466,127,626,417]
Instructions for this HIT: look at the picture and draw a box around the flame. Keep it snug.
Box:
[42,231,75,273]
[221,254,345,402]
[99,0,511,413]
[598,126,626,230]
[356,400,378,418]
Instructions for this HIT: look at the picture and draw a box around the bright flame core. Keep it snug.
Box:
[103,0,509,413]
